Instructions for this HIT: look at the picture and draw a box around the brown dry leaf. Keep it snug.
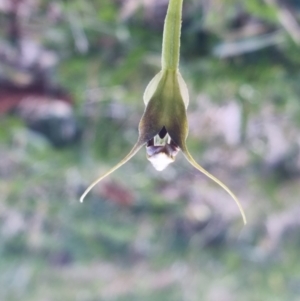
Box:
[101,181,135,206]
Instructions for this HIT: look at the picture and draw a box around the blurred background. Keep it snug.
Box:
[1,0,300,300]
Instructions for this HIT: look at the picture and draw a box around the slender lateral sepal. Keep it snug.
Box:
[181,146,247,225]
[162,0,183,70]
[80,142,144,203]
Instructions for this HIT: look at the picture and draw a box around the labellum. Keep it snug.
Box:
[80,0,247,225]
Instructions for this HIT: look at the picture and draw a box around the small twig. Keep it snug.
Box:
[66,8,89,54]
[213,32,284,58]
[264,0,300,45]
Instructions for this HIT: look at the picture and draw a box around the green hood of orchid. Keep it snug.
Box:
[139,70,188,148]
[80,0,247,225]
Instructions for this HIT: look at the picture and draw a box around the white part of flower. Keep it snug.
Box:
[177,71,189,107]
[143,71,163,105]
[148,152,175,171]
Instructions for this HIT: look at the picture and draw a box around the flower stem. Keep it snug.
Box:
[162,0,183,71]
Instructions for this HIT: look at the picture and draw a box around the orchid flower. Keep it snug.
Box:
[80,0,246,224]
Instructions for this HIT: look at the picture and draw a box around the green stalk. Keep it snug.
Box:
[161,0,183,71]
